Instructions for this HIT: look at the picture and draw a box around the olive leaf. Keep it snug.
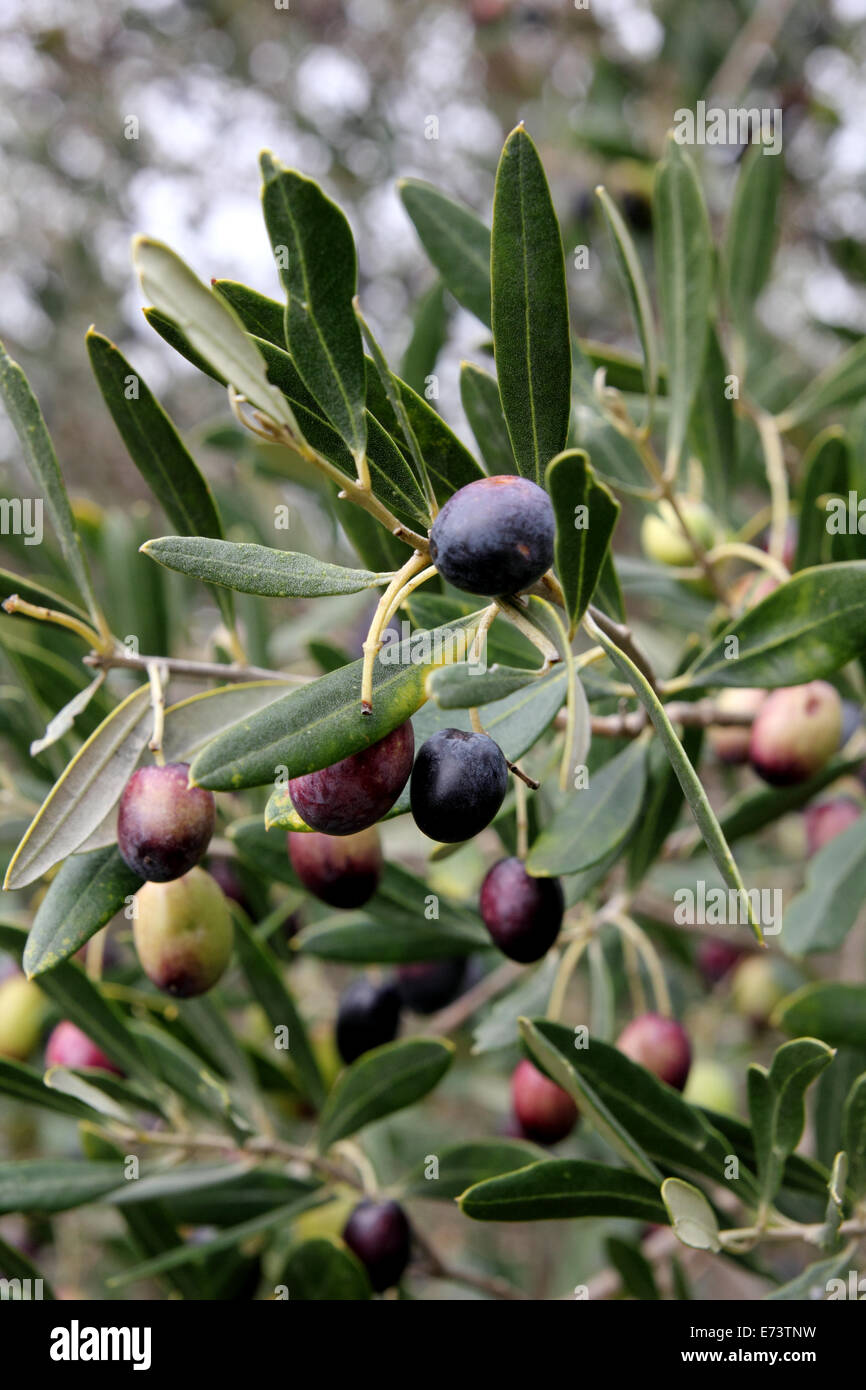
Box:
[5,684,152,891]
[260,152,367,463]
[142,537,391,598]
[491,125,571,485]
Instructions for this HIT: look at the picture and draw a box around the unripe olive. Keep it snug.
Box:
[730,956,789,1025]
[0,974,46,1061]
[117,762,215,881]
[707,688,767,765]
[683,1060,738,1117]
[133,867,234,997]
[44,1021,123,1075]
[616,1013,691,1091]
[641,497,717,568]
[749,681,842,786]
[288,827,382,908]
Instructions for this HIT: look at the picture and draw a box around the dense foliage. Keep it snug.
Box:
[2,102,866,1302]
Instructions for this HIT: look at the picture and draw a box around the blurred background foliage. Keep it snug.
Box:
[1,0,865,494]
[1,0,866,1299]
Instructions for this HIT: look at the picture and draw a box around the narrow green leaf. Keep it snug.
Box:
[403,1139,545,1199]
[358,311,436,513]
[688,562,866,689]
[131,1022,240,1125]
[24,846,142,978]
[364,356,484,507]
[427,662,542,710]
[700,1106,828,1200]
[491,126,571,484]
[653,138,712,474]
[212,280,286,346]
[628,726,703,888]
[5,684,151,890]
[459,1159,666,1223]
[233,917,325,1109]
[142,536,389,598]
[317,1037,454,1151]
[775,983,866,1050]
[688,326,736,513]
[296,904,488,964]
[0,1232,54,1298]
[518,1018,755,1201]
[472,959,559,1056]
[547,449,620,629]
[239,334,431,526]
[793,428,850,571]
[725,142,784,335]
[783,815,866,956]
[764,1244,859,1300]
[842,1073,866,1198]
[398,179,492,326]
[86,330,233,630]
[748,1038,834,1206]
[587,617,763,942]
[0,1058,96,1120]
[160,1168,317,1226]
[0,1160,124,1214]
[527,740,647,877]
[777,337,866,432]
[400,281,451,397]
[161,681,296,764]
[279,1238,371,1300]
[260,152,366,461]
[606,1236,661,1300]
[519,1017,662,1182]
[133,236,297,431]
[0,341,100,623]
[596,186,659,406]
[106,1195,319,1288]
[460,361,516,475]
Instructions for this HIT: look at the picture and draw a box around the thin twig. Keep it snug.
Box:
[411,1223,530,1300]
[84,650,308,685]
[420,960,523,1037]
[555,697,760,739]
[586,605,658,692]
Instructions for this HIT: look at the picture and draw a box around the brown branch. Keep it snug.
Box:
[84,650,308,685]
[419,960,523,1037]
[556,697,757,740]
[586,605,658,691]
[411,1224,530,1301]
